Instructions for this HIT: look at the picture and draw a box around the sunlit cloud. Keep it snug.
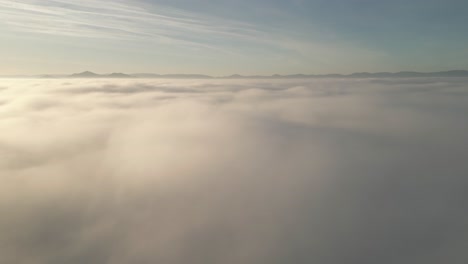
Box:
[1,78,467,263]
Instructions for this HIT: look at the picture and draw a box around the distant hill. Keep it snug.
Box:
[5,70,467,79]
[70,71,102,78]
[133,73,212,79]
[107,73,134,78]
[69,71,134,78]
[220,70,468,79]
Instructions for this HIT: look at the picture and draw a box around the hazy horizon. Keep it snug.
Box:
[1,1,468,264]
[2,0,468,75]
[3,69,468,78]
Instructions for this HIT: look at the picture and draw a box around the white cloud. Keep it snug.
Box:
[0,78,468,263]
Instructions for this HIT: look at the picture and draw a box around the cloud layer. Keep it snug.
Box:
[1,78,468,264]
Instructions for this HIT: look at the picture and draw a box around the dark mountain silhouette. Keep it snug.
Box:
[70,71,102,78]
[133,73,212,79]
[220,70,468,79]
[430,70,468,77]
[69,71,134,78]
[16,70,467,79]
[106,73,134,78]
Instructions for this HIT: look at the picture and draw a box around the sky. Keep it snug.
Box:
[1,0,468,75]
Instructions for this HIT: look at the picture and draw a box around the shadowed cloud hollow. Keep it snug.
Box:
[0,78,467,264]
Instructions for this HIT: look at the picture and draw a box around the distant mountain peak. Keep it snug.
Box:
[107,72,134,78]
[227,74,243,78]
[70,71,100,77]
[43,70,468,79]
[69,71,134,78]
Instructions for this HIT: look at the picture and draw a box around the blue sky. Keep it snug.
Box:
[1,0,467,75]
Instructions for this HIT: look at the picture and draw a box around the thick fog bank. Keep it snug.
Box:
[1,78,467,264]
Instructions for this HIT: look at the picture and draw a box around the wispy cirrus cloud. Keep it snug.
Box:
[0,0,270,52]
[0,0,391,75]
[0,0,382,63]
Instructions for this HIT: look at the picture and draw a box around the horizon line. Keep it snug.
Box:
[2,69,468,79]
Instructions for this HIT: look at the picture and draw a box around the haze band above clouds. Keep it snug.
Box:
[0,0,385,75]
[0,78,467,264]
